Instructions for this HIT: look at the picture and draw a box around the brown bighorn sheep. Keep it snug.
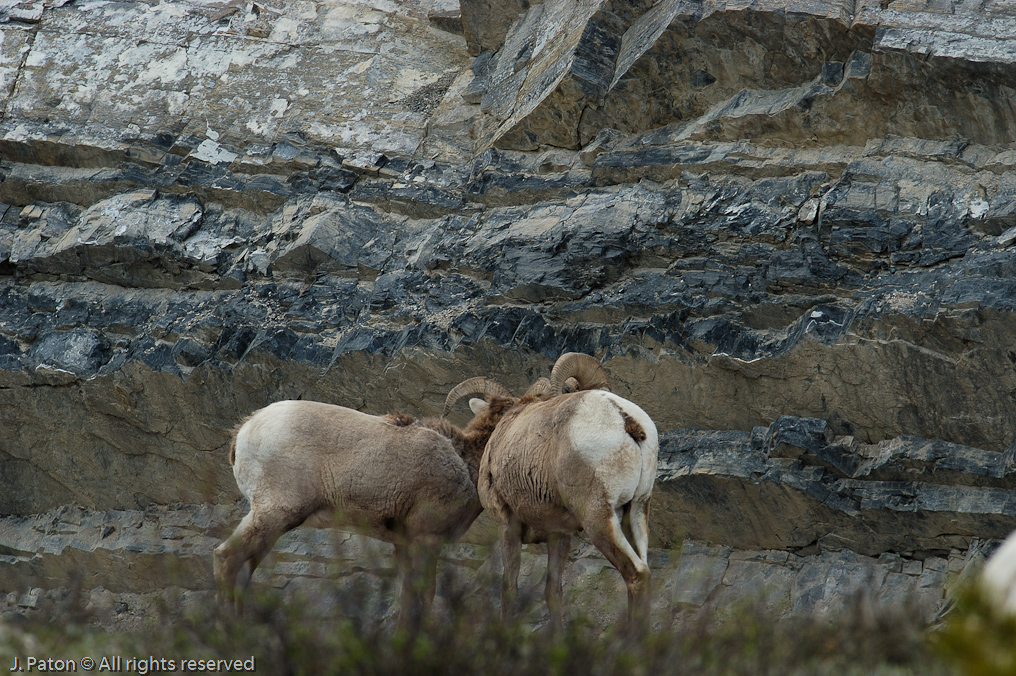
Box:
[473,353,659,626]
[213,377,518,627]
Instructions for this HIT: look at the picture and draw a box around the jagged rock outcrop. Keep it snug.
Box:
[2,0,1016,623]
[471,0,1016,151]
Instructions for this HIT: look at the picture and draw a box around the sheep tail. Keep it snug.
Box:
[228,418,248,466]
[618,408,647,443]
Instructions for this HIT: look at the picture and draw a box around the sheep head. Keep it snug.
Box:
[444,354,609,417]
[549,352,610,395]
[523,377,552,397]
[442,377,515,419]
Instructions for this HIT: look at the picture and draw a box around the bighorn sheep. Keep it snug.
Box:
[213,377,518,627]
[472,353,659,626]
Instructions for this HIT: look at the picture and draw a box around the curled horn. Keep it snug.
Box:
[442,377,514,417]
[523,377,552,397]
[550,353,610,396]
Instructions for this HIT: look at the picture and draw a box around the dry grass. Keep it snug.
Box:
[0,574,966,676]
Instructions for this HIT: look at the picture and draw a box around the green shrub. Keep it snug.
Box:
[934,582,1016,676]
[0,579,959,676]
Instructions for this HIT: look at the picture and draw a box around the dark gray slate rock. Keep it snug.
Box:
[655,419,1016,556]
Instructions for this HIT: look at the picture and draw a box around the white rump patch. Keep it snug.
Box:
[567,392,658,503]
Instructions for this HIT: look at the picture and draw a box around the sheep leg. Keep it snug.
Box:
[394,542,419,633]
[628,497,651,565]
[499,517,523,621]
[213,507,308,614]
[214,511,255,610]
[582,507,651,624]
[545,533,571,629]
[234,545,271,599]
[419,542,438,621]
[395,540,439,633]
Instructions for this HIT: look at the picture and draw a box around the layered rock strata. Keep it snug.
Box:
[2,0,1016,622]
[0,421,997,623]
[470,0,1016,151]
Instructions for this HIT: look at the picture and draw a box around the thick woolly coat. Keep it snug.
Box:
[477,390,658,541]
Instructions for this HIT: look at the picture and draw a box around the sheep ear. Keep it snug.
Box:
[469,398,489,416]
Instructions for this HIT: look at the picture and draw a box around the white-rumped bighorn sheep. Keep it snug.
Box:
[213,377,520,628]
[471,353,659,626]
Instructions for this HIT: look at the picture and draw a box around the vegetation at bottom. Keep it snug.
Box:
[934,581,1016,676]
[6,572,1004,676]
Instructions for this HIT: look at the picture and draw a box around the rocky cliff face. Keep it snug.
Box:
[2,0,1016,623]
